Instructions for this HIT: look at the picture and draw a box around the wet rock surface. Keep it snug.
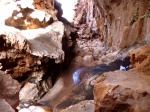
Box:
[39,64,89,110]
[43,58,129,111]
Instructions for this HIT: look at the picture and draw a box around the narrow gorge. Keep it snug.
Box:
[0,0,149,112]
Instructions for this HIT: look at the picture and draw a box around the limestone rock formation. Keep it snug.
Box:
[22,21,65,63]
[94,45,150,112]
[0,0,76,107]
[0,70,20,107]
[0,21,65,100]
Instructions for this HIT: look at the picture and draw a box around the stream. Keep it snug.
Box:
[39,57,130,111]
[39,64,89,110]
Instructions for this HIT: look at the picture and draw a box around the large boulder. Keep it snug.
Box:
[94,70,150,112]
[22,21,65,63]
[94,45,150,112]
[0,21,64,63]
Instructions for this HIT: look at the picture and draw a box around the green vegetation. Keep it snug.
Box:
[130,3,139,25]
[140,0,150,18]
[140,13,150,18]
[130,1,150,24]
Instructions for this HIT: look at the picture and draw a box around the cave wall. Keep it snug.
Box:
[75,0,150,51]
[94,0,150,49]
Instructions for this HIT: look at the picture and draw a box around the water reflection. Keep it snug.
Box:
[73,69,83,85]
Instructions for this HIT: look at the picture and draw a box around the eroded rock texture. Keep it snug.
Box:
[0,0,76,108]
[94,45,150,112]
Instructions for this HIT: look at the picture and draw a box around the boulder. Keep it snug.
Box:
[22,21,65,63]
[94,45,150,112]
[0,21,65,63]
[0,70,20,107]
[130,45,150,72]
[94,70,150,112]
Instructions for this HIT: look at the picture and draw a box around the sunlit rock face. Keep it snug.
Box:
[22,21,65,63]
[0,0,56,29]
[94,45,150,112]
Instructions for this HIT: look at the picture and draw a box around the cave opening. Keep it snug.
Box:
[56,0,77,22]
